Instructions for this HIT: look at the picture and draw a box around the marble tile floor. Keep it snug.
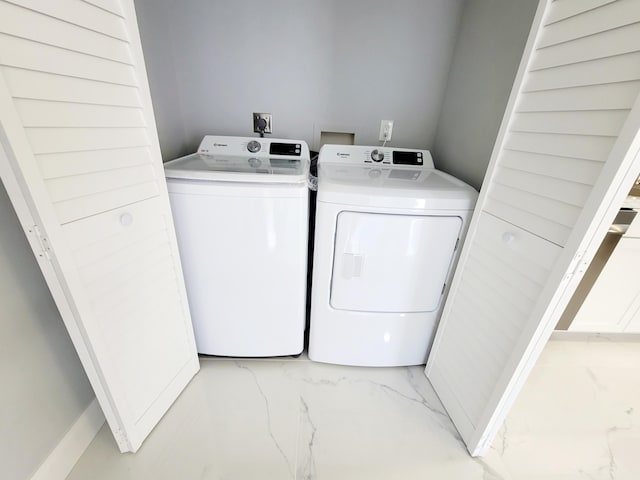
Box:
[66,336,640,480]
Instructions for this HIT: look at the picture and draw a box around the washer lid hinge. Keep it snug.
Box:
[454,238,460,251]
[441,283,446,295]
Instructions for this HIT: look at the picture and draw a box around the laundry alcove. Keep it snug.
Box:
[2,0,639,465]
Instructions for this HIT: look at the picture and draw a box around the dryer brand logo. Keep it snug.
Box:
[213,143,228,147]
[336,152,351,158]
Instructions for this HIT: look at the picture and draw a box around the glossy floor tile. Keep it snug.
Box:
[67,336,640,480]
[493,335,640,480]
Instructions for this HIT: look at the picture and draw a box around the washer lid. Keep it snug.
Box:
[164,153,308,184]
[317,164,478,210]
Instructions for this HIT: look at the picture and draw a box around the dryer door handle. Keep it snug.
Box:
[341,253,364,279]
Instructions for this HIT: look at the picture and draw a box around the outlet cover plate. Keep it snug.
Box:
[253,113,272,134]
[379,120,393,141]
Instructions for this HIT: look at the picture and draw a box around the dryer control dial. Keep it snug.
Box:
[247,140,261,153]
[371,149,384,162]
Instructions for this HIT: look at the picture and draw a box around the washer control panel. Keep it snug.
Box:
[197,135,309,160]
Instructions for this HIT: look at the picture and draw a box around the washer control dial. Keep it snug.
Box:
[371,149,384,162]
[247,140,261,153]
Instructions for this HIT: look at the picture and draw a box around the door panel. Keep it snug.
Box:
[331,212,461,313]
[427,0,640,456]
[0,0,198,453]
[427,213,561,439]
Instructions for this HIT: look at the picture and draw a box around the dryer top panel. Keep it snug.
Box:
[317,145,478,211]
[317,165,477,210]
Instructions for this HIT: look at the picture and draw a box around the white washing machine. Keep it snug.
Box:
[164,136,309,357]
[309,144,477,367]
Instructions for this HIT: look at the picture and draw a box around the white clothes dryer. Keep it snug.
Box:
[165,136,309,357]
[308,144,477,367]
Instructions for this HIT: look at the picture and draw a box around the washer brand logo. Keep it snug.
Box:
[337,153,351,158]
[213,143,228,147]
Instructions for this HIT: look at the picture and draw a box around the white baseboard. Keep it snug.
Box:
[30,398,105,480]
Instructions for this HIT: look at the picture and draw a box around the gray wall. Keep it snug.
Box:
[135,0,465,159]
[0,181,95,480]
[432,0,539,189]
[135,0,189,161]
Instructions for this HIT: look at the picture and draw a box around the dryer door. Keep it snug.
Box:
[330,211,462,313]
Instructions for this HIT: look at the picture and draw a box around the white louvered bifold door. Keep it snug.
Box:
[0,0,199,453]
[426,0,640,456]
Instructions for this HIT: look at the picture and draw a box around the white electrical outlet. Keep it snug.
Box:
[379,120,393,142]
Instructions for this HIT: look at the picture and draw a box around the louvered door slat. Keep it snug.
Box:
[25,127,149,154]
[524,52,640,92]
[499,150,601,185]
[510,110,628,136]
[3,68,141,107]
[37,147,152,179]
[505,132,615,161]
[15,99,145,128]
[517,82,640,112]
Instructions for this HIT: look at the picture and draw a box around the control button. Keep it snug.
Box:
[248,158,262,167]
[247,140,261,153]
[369,169,382,178]
[371,149,384,162]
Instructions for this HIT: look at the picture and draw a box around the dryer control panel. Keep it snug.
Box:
[319,144,435,168]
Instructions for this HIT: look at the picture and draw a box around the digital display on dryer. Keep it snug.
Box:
[392,151,423,165]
